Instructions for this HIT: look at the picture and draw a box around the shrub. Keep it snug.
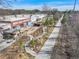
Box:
[29,40,37,47]
[61,16,66,24]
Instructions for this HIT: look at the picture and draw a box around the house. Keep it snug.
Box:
[0,14,46,40]
[0,15,31,31]
[0,15,31,39]
[31,14,46,22]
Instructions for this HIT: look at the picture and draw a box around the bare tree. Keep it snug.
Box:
[42,4,51,12]
[0,0,16,7]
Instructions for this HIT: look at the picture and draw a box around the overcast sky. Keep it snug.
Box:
[11,0,79,11]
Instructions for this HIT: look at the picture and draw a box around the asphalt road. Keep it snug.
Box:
[0,39,16,51]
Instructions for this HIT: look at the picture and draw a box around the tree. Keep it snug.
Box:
[42,4,51,14]
[61,16,66,24]
[43,18,49,26]
[32,9,40,13]
[52,8,58,15]
[0,0,16,7]
[49,18,55,25]
[52,8,61,21]
[43,17,54,32]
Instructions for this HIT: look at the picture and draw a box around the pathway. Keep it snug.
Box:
[35,15,64,59]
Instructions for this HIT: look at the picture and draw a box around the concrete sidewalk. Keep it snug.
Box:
[35,15,63,59]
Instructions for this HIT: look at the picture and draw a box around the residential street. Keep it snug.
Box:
[35,15,64,59]
[0,39,16,51]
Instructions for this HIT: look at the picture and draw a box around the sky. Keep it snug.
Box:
[12,0,79,11]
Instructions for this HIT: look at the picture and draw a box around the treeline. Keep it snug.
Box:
[0,9,50,15]
[0,9,31,15]
[0,8,62,15]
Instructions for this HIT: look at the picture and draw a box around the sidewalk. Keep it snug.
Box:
[35,15,63,59]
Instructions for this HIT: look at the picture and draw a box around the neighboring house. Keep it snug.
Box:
[0,14,46,30]
[31,14,46,22]
[0,15,31,39]
[0,16,31,31]
[0,14,46,40]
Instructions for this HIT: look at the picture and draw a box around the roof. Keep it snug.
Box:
[0,14,46,22]
[0,15,31,22]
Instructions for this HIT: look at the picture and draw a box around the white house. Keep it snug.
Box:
[31,14,46,22]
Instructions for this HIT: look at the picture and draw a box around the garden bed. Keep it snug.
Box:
[28,26,54,53]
